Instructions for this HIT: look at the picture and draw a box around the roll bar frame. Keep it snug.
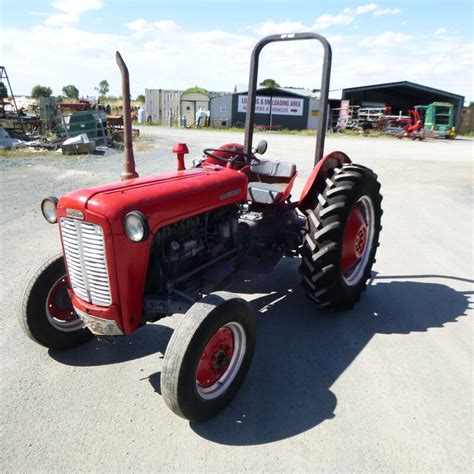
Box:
[243,33,332,166]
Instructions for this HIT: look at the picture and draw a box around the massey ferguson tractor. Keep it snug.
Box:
[20,33,382,421]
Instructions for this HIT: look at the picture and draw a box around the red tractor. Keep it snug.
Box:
[20,33,382,421]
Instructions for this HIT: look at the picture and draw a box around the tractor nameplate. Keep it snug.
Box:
[66,209,84,220]
[220,188,242,201]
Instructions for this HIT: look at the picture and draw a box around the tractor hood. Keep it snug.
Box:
[57,166,248,234]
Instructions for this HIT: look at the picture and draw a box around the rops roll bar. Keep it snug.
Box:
[243,32,332,166]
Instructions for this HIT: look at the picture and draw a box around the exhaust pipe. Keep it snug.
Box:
[116,51,139,180]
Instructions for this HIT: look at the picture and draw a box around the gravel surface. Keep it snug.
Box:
[1,127,472,472]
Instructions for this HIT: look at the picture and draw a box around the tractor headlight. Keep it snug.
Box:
[124,211,150,242]
[41,197,58,224]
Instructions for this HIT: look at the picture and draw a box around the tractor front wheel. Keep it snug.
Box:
[19,254,93,350]
[300,164,382,310]
[161,292,256,421]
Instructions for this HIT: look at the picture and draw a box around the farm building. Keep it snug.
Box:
[144,88,211,125]
[341,81,465,129]
[210,87,321,130]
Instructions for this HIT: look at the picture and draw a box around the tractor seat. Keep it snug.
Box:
[250,160,296,178]
[247,182,287,204]
[247,160,296,204]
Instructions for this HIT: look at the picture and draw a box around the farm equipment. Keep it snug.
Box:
[415,102,456,138]
[20,33,383,421]
[396,109,425,140]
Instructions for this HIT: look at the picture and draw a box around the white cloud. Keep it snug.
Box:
[126,19,181,39]
[126,19,154,35]
[154,20,181,32]
[251,20,308,36]
[314,13,354,29]
[42,0,104,28]
[359,32,412,47]
[51,0,104,14]
[252,5,383,34]
[313,3,379,29]
[3,14,472,102]
[43,12,80,27]
[435,27,448,35]
[354,4,378,15]
[373,8,401,17]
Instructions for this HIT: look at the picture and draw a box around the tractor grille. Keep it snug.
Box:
[60,218,112,307]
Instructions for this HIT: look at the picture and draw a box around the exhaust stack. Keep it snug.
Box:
[116,51,139,180]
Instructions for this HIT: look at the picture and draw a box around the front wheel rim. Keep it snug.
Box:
[341,195,375,286]
[196,322,247,400]
[46,275,84,332]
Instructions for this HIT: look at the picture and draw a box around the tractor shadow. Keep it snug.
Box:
[48,256,472,445]
[49,323,174,366]
[190,258,472,445]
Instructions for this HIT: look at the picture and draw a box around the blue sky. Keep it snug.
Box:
[1,0,472,100]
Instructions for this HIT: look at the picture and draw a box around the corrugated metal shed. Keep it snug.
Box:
[145,89,181,123]
[342,81,465,128]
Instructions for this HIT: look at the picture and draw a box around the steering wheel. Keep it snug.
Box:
[203,148,261,166]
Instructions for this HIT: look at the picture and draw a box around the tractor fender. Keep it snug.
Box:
[298,151,351,212]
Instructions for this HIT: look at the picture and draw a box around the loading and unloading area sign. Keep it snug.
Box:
[238,95,304,116]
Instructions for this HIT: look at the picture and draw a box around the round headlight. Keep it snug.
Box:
[124,211,150,242]
[41,197,58,224]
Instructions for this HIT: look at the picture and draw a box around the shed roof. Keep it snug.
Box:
[342,81,463,101]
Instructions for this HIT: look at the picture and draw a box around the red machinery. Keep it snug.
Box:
[20,33,383,421]
[397,109,425,140]
[57,100,91,112]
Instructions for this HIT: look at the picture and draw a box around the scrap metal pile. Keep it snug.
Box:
[0,67,138,154]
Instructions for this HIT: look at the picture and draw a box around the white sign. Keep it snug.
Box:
[238,95,304,116]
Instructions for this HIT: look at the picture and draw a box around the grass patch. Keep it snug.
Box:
[0,148,58,158]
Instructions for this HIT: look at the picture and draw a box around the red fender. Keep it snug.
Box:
[298,151,351,212]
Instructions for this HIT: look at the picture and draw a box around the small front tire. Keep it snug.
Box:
[19,254,93,350]
[161,292,256,421]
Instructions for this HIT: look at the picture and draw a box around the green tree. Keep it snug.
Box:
[95,80,110,97]
[62,84,79,99]
[31,85,52,98]
[136,94,145,103]
[182,86,210,96]
[0,81,8,100]
[259,78,280,88]
[0,81,7,113]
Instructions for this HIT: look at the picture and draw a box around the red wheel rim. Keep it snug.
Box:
[342,203,368,275]
[196,327,235,388]
[47,276,77,323]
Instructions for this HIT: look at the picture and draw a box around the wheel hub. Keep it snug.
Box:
[47,277,77,323]
[196,327,234,388]
[342,204,368,273]
[354,224,367,258]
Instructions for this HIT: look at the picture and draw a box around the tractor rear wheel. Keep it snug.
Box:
[300,164,382,310]
[19,254,93,350]
[161,292,256,421]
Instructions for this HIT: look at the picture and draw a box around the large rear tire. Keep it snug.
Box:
[300,164,382,310]
[19,254,93,350]
[162,292,256,421]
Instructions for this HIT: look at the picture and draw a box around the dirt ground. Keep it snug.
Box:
[1,128,472,472]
